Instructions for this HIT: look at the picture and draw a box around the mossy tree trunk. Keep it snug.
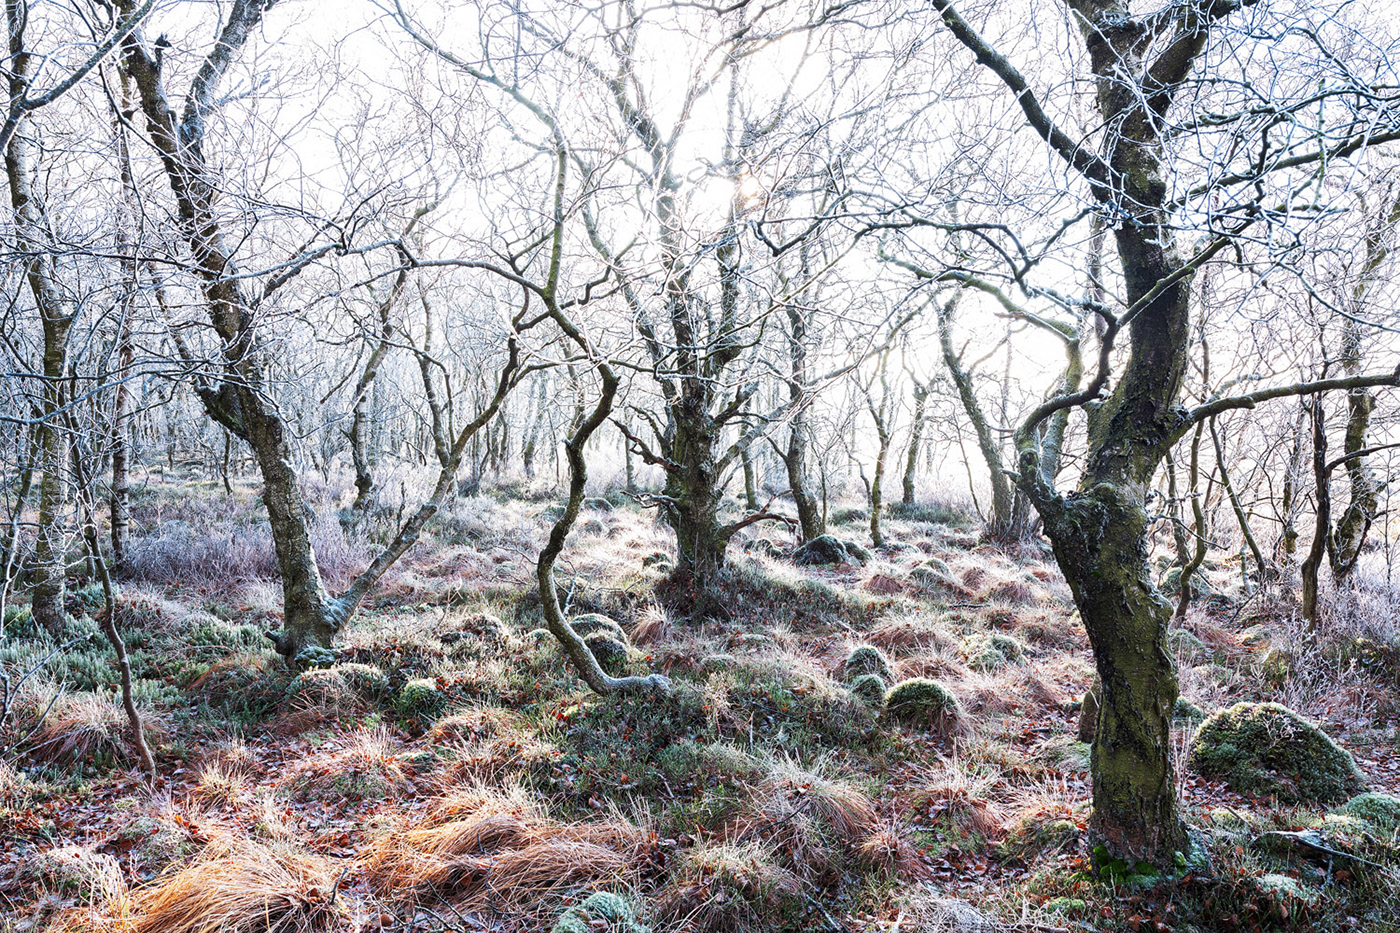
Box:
[119,2,528,663]
[6,87,75,638]
[901,377,931,507]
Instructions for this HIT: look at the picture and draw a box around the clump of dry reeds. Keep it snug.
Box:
[365,783,654,915]
[126,839,344,933]
[284,726,409,800]
[29,691,133,764]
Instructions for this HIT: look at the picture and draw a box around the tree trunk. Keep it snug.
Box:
[1301,397,1330,626]
[663,415,728,591]
[901,380,929,507]
[7,115,73,638]
[784,302,824,541]
[937,292,1025,541]
[1041,487,1188,863]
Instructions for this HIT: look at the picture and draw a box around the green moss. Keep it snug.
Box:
[657,740,768,787]
[1188,702,1366,803]
[884,678,961,731]
[394,678,446,720]
[843,645,894,684]
[584,632,632,676]
[553,891,648,933]
[337,662,390,700]
[570,613,628,642]
[1331,792,1400,834]
[1173,697,1205,723]
[1252,873,1321,908]
[965,633,1025,671]
[849,673,889,708]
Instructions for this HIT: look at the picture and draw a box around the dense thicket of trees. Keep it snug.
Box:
[2,0,1397,869]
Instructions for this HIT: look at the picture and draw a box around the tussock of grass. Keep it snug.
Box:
[654,841,802,933]
[285,727,410,801]
[125,838,344,933]
[29,691,138,764]
[366,784,654,913]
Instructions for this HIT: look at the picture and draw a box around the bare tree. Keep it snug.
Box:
[902,0,1400,866]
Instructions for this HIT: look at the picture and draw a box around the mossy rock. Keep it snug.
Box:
[580,517,609,536]
[884,678,962,733]
[553,891,648,933]
[965,633,1025,671]
[1160,566,1213,598]
[584,633,632,676]
[921,556,952,576]
[842,538,873,563]
[831,507,868,525]
[908,564,958,589]
[394,678,446,720]
[441,611,508,645]
[642,551,674,570]
[793,534,863,566]
[744,538,784,558]
[1331,792,1400,835]
[1166,628,1207,656]
[1189,702,1366,803]
[570,613,628,643]
[582,497,615,513]
[337,663,390,700]
[849,673,889,708]
[843,645,894,684]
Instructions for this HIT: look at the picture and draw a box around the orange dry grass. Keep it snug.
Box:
[366,788,653,911]
[126,840,343,933]
[428,706,527,744]
[856,828,928,879]
[30,692,130,764]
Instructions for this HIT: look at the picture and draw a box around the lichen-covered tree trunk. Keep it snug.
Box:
[901,380,930,507]
[7,116,74,637]
[784,418,823,542]
[1041,486,1188,862]
[783,302,824,542]
[663,411,729,591]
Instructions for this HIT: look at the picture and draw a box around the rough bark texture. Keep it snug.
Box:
[784,302,824,542]
[6,96,74,637]
[901,379,930,507]
[1039,485,1187,862]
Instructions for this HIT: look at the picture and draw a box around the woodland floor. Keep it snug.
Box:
[2,469,1399,932]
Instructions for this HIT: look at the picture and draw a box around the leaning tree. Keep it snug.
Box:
[892,0,1400,867]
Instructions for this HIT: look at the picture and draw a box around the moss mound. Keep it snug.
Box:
[570,613,628,642]
[884,678,961,733]
[569,614,634,675]
[965,633,1025,671]
[553,891,649,933]
[1188,702,1366,803]
[1332,792,1400,835]
[849,674,889,708]
[792,534,868,567]
[842,645,894,684]
[393,678,446,720]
